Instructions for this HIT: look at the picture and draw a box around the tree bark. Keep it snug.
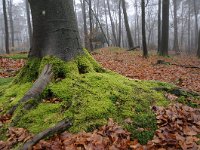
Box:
[88,0,94,51]
[188,1,191,53]
[121,0,134,49]
[2,0,9,54]
[197,30,200,58]
[118,0,122,47]
[160,0,169,56]
[8,0,15,50]
[157,0,161,53]
[193,0,198,49]
[28,0,83,61]
[107,0,117,46]
[25,0,32,48]
[172,0,179,54]
[141,0,148,58]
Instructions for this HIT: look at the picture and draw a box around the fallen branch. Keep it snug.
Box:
[7,64,53,115]
[21,119,72,150]
[126,46,140,51]
[156,60,200,69]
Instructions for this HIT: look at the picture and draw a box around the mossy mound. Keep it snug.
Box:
[0,49,176,144]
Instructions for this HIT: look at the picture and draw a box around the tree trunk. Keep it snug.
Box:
[193,0,198,49]
[25,0,32,48]
[141,0,148,58]
[121,0,134,49]
[197,30,200,58]
[188,1,191,53]
[8,0,15,50]
[172,0,179,54]
[88,0,94,51]
[2,0,9,54]
[80,0,89,49]
[160,0,169,56]
[157,0,161,53]
[118,0,122,47]
[107,0,117,46]
[28,0,83,61]
[104,0,110,46]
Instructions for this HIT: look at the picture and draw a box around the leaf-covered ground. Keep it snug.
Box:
[0,49,200,149]
[93,48,200,93]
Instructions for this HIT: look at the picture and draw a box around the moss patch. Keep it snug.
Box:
[0,50,176,144]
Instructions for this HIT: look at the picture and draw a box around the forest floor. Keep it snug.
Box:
[0,48,200,150]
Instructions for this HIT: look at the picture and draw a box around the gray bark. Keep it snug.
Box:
[8,0,14,49]
[2,0,9,54]
[25,0,32,48]
[28,0,83,61]
[157,0,161,53]
[122,0,134,49]
[160,0,169,56]
[197,30,200,58]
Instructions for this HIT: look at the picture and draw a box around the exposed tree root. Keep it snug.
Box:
[156,60,200,69]
[7,64,53,115]
[153,87,200,97]
[21,119,72,150]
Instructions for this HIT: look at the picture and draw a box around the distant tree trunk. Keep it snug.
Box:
[121,0,134,49]
[104,0,110,46]
[118,0,122,47]
[172,0,179,54]
[188,1,191,53]
[135,0,140,46]
[141,0,148,58]
[160,0,169,56]
[2,0,9,54]
[80,0,89,49]
[88,0,93,51]
[25,0,32,48]
[193,0,198,49]
[197,30,200,58]
[28,0,83,60]
[157,0,161,53]
[8,0,14,50]
[107,0,117,46]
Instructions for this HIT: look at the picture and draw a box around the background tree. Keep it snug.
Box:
[141,0,148,58]
[197,30,200,58]
[8,0,15,50]
[157,0,161,53]
[25,0,32,48]
[160,0,169,56]
[2,0,9,54]
[121,0,134,49]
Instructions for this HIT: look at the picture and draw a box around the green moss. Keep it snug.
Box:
[1,49,176,144]
[14,58,41,83]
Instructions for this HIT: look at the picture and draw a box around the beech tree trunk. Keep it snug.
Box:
[157,0,161,53]
[8,0,15,49]
[88,0,94,51]
[25,0,32,48]
[118,0,122,47]
[197,30,200,58]
[2,0,9,54]
[160,0,169,56]
[28,0,83,61]
[141,0,148,58]
[121,0,134,49]
[172,0,179,54]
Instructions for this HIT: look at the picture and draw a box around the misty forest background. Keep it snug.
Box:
[0,0,200,56]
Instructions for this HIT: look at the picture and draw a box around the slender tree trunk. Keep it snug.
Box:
[141,0,148,58]
[25,0,32,48]
[188,1,191,53]
[28,0,83,60]
[160,0,169,56]
[104,0,110,46]
[88,0,93,51]
[81,0,89,49]
[107,0,117,46]
[118,0,122,47]
[135,0,140,46]
[8,0,14,50]
[157,0,161,53]
[2,0,9,54]
[197,30,200,58]
[172,0,179,54]
[121,0,134,49]
[193,0,198,49]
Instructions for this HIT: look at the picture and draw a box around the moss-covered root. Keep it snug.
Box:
[7,64,53,115]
